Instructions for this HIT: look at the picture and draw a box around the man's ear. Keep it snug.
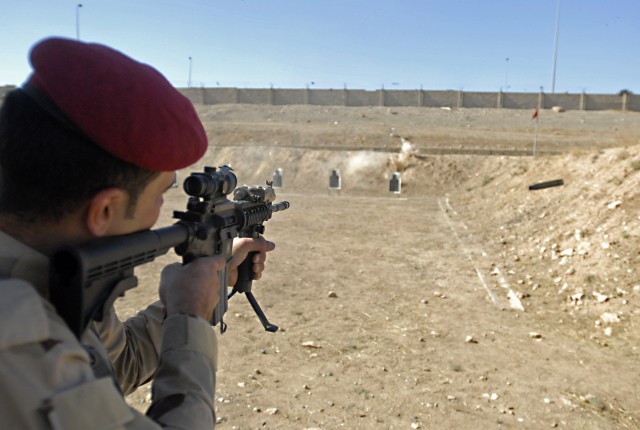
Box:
[85,188,128,237]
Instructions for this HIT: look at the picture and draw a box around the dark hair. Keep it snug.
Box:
[0,89,159,224]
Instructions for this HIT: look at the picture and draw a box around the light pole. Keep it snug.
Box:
[551,0,561,94]
[188,57,192,88]
[76,4,82,40]
[504,57,509,91]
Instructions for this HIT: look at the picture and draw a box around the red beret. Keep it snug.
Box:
[25,37,207,171]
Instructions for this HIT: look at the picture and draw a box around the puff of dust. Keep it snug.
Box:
[345,151,388,176]
[389,138,420,172]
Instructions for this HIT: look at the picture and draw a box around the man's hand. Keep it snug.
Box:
[228,236,276,286]
[159,255,226,321]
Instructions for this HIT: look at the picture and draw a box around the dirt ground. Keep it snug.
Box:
[119,105,640,429]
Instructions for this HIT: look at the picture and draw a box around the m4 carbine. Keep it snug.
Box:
[50,165,289,338]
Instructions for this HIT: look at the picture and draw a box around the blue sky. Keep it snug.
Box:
[1,1,638,93]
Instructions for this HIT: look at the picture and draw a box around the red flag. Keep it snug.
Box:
[532,109,539,120]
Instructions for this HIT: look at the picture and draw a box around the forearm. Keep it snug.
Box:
[92,301,165,394]
[81,305,218,429]
[146,313,218,428]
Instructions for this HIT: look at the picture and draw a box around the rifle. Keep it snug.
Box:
[49,165,289,339]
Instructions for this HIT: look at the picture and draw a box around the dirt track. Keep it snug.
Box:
[120,105,640,429]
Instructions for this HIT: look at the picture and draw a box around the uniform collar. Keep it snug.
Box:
[0,229,49,297]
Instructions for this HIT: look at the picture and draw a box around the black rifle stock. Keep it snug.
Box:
[50,165,289,338]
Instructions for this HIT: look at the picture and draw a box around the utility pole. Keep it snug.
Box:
[504,57,509,91]
[76,4,83,40]
[551,0,561,94]
[188,57,192,88]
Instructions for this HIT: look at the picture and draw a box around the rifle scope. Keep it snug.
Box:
[183,165,237,198]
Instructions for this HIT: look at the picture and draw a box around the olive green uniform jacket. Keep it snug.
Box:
[0,230,218,429]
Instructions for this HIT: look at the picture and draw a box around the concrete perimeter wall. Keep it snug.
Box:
[179,88,640,111]
[0,86,17,104]
[1,85,636,112]
[180,87,639,112]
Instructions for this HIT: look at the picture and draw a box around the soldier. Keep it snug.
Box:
[0,37,275,428]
